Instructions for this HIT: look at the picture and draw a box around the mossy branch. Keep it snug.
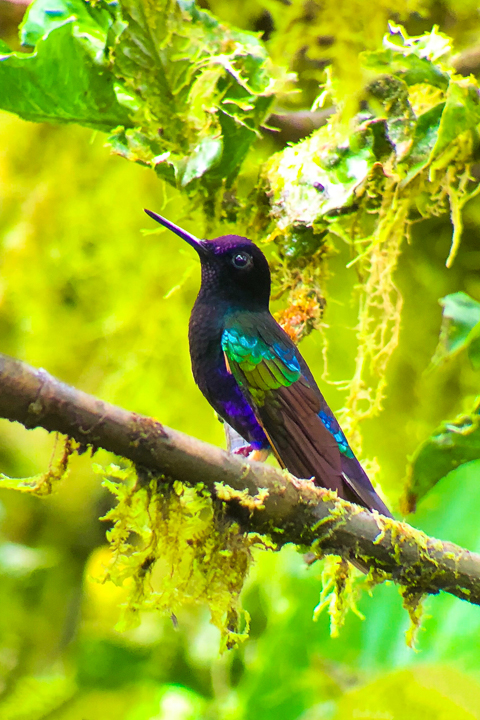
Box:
[0,351,479,607]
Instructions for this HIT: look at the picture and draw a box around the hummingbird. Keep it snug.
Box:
[145,209,391,517]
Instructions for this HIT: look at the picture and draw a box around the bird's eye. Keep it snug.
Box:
[232,252,253,269]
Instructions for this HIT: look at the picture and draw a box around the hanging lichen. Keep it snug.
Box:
[313,556,364,637]
[401,588,425,649]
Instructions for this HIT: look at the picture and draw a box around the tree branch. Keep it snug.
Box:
[0,351,479,606]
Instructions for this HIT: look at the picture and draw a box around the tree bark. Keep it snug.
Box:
[0,351,479,606]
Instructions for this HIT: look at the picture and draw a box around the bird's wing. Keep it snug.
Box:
[222,320,391,517]
[222,324,346,496]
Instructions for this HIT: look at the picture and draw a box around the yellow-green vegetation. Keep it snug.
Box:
[259,25,480,445]
[99,465,255,650]
[1,0,480,718]
[313,557,364,638]
[0,435,75,495]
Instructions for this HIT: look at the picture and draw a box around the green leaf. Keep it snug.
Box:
[399,102,445,185]
[402,398,480,513]
[181,136,223,187]
[0,18,133,131]
[431,79,480,159]
[433,292,480,368]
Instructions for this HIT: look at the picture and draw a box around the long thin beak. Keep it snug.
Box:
[144,209,209,256]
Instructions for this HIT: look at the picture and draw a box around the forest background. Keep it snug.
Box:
[1,0,480,718]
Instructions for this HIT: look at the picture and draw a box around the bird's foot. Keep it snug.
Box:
[234,445,269,463]
[234,444,255,457]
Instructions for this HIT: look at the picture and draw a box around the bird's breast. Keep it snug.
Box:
[188,301,224,392]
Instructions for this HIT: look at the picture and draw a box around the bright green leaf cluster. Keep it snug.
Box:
[0,0,280,194]
[110,0,280,192]
[402,291,480,511]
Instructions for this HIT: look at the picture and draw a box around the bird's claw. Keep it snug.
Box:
[234,444,255,457]
[233,445,270,463]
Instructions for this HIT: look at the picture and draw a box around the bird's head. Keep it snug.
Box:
[145,209,271,309]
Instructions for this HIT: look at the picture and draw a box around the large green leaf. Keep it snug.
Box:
[401,293,480,511]
[0,14,132,131]
[402,398,480,513]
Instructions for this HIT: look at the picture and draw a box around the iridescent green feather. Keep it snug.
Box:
[222,327,301,404]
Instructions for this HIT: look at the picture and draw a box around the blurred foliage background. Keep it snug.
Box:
[1,0,480,718]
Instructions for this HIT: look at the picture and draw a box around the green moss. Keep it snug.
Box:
[0,435,76,496]
[401,588,425,649]
[98,464,257,650]
[313,556,364,637]
[214,481,269,511]
[311,501,349,541]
